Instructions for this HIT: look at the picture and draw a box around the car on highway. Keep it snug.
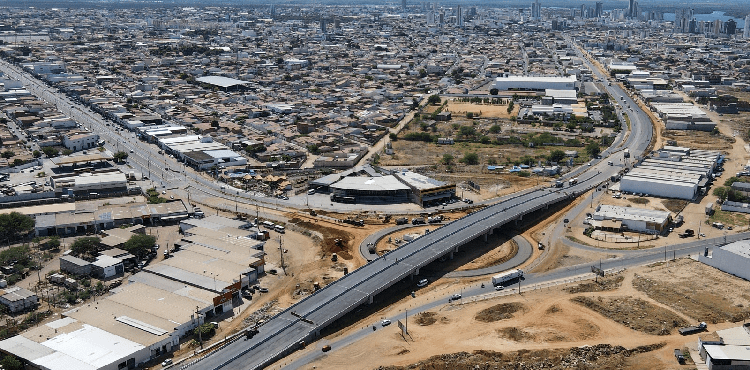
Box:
[495,285,504,291]
[161,359,172,367]
[381,319,391,327]
[417,279,429,287]
[449,293,462,301]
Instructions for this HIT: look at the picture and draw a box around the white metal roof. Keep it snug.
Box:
[703,344,750,361]
[196,76,250,88]
[331,175,410,192]
[38,324,145,369]
[595,205,671,223]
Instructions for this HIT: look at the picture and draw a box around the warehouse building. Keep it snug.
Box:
[619,146,719,200]
[592,205,672,234]
[491,75,577,92]
[652,103,716,131]
[699,239,750,281]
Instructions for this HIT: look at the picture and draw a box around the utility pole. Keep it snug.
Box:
[196,306,203,349]
[279,236,285,274]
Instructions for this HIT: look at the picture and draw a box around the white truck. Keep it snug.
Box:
[568,177,578,186]
[492,269,524,286]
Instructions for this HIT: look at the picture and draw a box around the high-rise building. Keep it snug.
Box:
[320,19,327,34]
[457,6,463,27]
[744,15,750,38]
[531,0,541,19]
[402,0,407,11]
[628,0,638,19]
[595,2,603,18]
[270,4,276,19]
[725,19,736,35]
[674,8,694,33]
[580,5,586,18]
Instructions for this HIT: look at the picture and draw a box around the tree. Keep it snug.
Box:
[441,154,454,165]
[461,152,479,165]
[548,149,566,163]
[113,151,129,163]
[62,149,73,156]
[32,150,41,158]
[70,236,101,259]
[506,100,514,114]
[1,150,14,159]
[489,124,501,134]
[42,147,59,157]
[388,133,398,141]
[123,234,156,259]
[713,187,728,202]
[0,355,22,370]
[490,88,499,95]
[585,142,601,158]
[427,94,441,105]
[0,212,34,243]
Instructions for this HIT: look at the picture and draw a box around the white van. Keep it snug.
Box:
[274,225,285,233]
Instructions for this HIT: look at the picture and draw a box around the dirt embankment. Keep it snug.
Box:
[572,296,688,336]
[474,302,526,323]
[565,275,624,294]
[288,218,354,260]
[376,343,666,370]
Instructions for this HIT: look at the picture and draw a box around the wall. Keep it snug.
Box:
[699,248,750,281]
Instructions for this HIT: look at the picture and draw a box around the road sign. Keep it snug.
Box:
[397,320,407,336]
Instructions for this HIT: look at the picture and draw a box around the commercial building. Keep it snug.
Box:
[62,132,100,152]
[329,175,410,204]
[491,75,577,92]
[393,170,456,206]
[319,166,455,206]
[592,205,672,234]
[0,287,38,313]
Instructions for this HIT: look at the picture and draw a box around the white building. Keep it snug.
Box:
[0,287,38,313]
[699,240,750,281]
[0,324,150,370]
[492,75,577,92]
[593,205,671,234]
[63,132,99,152]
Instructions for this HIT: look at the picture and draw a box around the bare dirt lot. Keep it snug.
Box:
[290,258,750,370]
[634,258,750,324]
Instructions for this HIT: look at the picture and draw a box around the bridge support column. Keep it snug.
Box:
[449,251,454,260]
[368,295,373,304]
[488,228,494,235]
[484,233,488,242]
[414,267,420,276]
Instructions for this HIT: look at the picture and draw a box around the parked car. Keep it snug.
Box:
[381,319,391,326]
[417,279,429,287]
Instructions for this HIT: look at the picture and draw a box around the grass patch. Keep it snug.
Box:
[623,113,631,130]
[628,197,649,205]
[708,209,749,228]
[662,199,689,213]
[572,296,688,335]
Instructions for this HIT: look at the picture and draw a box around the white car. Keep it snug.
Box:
[161,359,173,367]
[417,279,429,287]
[381,319,391,326]
[495,285,504,291]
